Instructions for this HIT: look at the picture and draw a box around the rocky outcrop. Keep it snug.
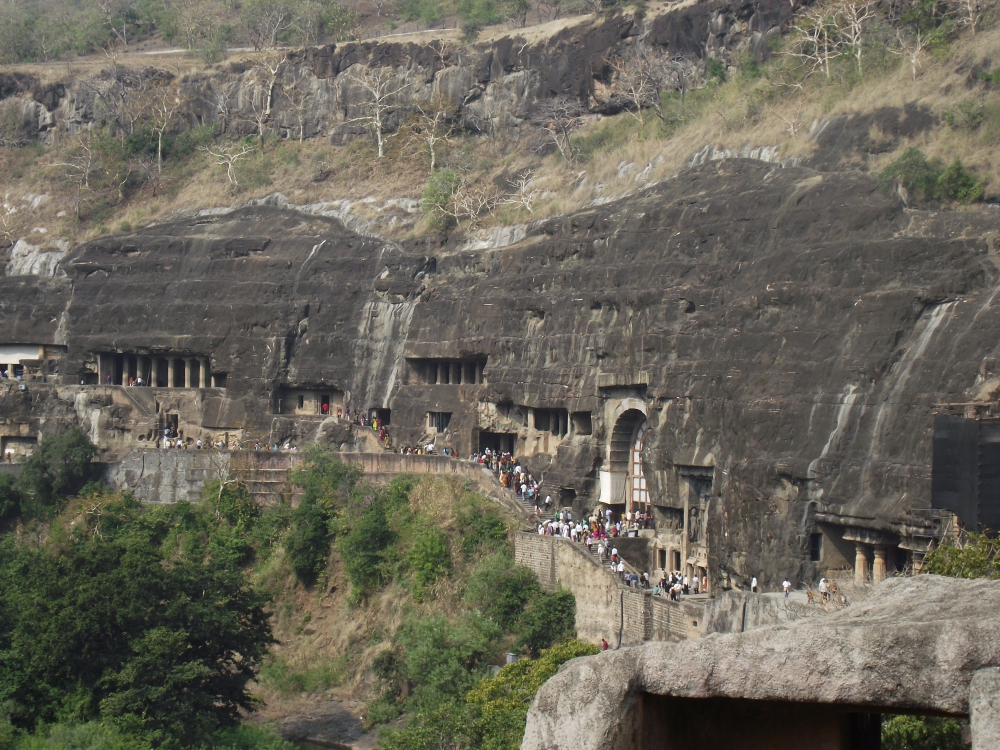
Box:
[3,157,1000,586]
[521,575,1000,750]
[0,0,806,145]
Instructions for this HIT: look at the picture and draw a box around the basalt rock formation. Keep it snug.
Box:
[520,575,1000,750]
[3,157,999,588]
[0,0,803,146]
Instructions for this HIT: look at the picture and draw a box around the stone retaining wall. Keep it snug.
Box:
[514,531,703,645]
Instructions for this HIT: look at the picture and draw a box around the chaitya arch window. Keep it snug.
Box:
[631,421,649,511]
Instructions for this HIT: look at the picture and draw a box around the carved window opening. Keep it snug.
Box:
[631,420,649,513]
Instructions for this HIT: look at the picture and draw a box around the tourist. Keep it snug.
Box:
[819,577,829,601]
[601,638,609,651]
[196,439,202,449]
[692,574,699,594]
[783,578,792,598]
[751,576,758,593]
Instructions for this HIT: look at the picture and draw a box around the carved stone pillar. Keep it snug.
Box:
[167,358,176,388]
[184,359,192,388]
[200,358,209,388]
[872,545,888,584]
[435,362,442,385]
[854,543,868,586]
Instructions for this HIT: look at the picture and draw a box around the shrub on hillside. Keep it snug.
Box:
[879,147,984,203]
[922,533,1000,579]
[0,475,22,521]
[378,640,598,750]
[17,427,95,518]
[408,525,452,597]
[464,553,540,631]
[516,588,577,653]
[396,613,501,713]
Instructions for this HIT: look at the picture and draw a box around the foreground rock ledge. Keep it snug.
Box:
[521,575,1000,750]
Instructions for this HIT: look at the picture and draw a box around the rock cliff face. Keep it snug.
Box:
[521,575,1000,750]
[3,157,999,587]
[0,0,802,146]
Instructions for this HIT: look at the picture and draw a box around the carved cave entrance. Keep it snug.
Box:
[609,409,649,514]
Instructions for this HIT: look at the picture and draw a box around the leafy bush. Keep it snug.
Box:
[464,553,539,631]
[516,589,576,652]
[285,497,332,586]
[17,428,95,517]
[379,640,598,750]
[453,496,509,557]
[286,449,359,586]
[0,526,273,746]
[257,655,345,695]
[420,169,461,231]
[879,147,983,203]
[0,476,21,521]
[881,715,965,750]
[923,533,1000,579]
[397,613,501,713]
[706,57,728,83]
[408,526,452,597]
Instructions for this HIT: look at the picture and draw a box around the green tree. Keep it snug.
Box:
[464,553,539,631]
[408,525,452,597]
[922,533,1000,579]
[0,476,21,521]
[17,427,96,517]
[397,613,501,712]
[466,640,598,750]
[0,530,273,746]
[881,715,965,750]
[516,588,576,652]
[286,448,360,586]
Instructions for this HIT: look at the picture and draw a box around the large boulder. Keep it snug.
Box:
[522,575,1000,750]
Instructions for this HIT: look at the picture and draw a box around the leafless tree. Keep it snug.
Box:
[98,0,139,48]
[835,0,878,73]
[891,28,925,80]
[0,198,19,247]
[51,133,97,219]
[241,0,294,51]
[281,76,313,142]
[782,5,838,80]
[959,0,983,34]
[504,170,540,214]
[444,177,505,229]
[214,80,240,131]
[142,80,184,173]
[532,96,584,163]
[405,96,457,172]
[247,51,288,146]
[343,66,413,158]
[200,141,256,187]
[167,0,218,50]
[605,47,671,127]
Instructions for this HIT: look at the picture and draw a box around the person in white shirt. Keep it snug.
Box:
[751,576,758,593]
[783,579,792,598]
[692,575,699,594]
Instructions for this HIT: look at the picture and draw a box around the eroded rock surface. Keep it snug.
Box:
[3,158,1000,586]
[522,575,1000,750]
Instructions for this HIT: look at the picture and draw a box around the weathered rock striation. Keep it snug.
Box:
[3,157,1000,590]
[521,575,1000,750]
[0,0,803,146]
